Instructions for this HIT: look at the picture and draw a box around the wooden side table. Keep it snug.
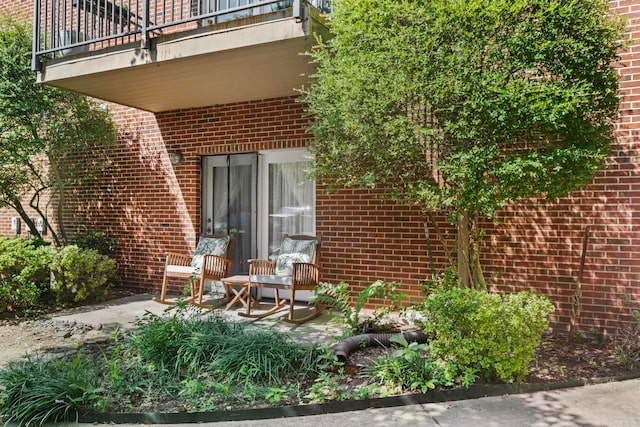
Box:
[221,275,252,310]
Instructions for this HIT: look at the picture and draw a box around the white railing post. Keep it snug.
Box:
[292,0,302,20]
[141,0,149,48]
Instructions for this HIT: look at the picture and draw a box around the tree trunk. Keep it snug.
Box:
[457,210,471,287]
[47,151,67,244]
[457,209,485,289]
[10,198,43,241]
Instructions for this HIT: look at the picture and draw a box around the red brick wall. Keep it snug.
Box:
[476,1,640,336]
[0,0,31,19]
[1,0,639,336]
[316,188,453,306]
[60,98,313,293]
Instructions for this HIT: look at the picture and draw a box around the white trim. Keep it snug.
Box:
[258,149,315,301]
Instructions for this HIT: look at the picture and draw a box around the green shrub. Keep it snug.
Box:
[415,287,554,383]
[0,237,53,312]
[70,231,117,257]
[49,245,116,306]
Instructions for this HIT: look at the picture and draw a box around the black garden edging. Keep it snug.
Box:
[79,372,640,424]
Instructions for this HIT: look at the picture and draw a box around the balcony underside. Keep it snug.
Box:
[36,15,325,112]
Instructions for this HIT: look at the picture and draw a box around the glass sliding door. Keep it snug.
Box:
[202,150,315,288]
[259,150,315,301]
[202,154,257,274]
[260,151,315,260]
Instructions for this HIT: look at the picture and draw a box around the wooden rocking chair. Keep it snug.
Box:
[240,235,324,323]
[153,234,233,308]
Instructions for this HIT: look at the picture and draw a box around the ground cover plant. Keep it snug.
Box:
[311,280,407,335]
[0,305,333,425]
[0,282,568,425]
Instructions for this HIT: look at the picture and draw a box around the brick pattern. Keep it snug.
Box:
[482,1,640,335]
[61,98,311,293]
[0,0,32,19]
[0,0,639,336]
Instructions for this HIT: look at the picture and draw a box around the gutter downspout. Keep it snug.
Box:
[332,330,429,363]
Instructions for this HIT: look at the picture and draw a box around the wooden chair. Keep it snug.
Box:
[240,235,324,323]
[153,234,233,308]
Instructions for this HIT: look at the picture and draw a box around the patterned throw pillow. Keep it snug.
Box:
[190,236,231,273]
[274,237,317,276]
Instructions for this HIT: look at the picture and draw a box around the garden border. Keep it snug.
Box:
[79,372,640,424]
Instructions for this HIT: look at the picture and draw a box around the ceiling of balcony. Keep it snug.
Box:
[37,17,325,113]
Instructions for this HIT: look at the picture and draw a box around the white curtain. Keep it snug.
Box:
[268,161,314,258]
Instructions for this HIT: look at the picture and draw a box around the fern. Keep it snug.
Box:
[311,280,407,334]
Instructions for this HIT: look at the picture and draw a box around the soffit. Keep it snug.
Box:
[37,18,320,112]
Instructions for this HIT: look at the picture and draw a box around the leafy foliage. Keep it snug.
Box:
[0,353,103,426]
[0,236,116,311]
[49,245,116,305]
[70,231,117,257]
[0,237,53,312]
[304,0,621,214]
[0,17,117,244]
[368,335,468,393]
[415,286,554,382]
[302,0,623,287]
[311,280,406,334]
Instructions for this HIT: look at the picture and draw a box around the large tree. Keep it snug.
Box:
[302,0,623,288]
[0,18,117,245]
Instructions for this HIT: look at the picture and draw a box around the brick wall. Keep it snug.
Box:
[481,1,640,335]
[0,0,31,19]
[1,0,639,336]
[60,98,313,294]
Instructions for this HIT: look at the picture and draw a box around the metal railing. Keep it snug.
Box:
[32,0,331,70]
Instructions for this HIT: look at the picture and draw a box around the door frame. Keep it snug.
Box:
[201,149,315,275]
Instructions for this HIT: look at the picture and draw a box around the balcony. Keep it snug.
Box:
[32,0,331,112]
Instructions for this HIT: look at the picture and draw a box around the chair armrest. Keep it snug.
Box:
[249,259,276,275]
[292,262,320,289]
[201,254,231,279]
[165,252,192,266]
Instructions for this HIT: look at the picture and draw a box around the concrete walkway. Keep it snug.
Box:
[48,294,640,427]
[209,377,640,426]
[51,293,348,344]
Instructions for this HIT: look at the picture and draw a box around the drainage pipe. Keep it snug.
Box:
[332,330,429,363]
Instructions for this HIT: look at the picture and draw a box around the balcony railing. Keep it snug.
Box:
[32,0,331,70]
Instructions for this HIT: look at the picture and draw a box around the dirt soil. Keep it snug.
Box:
[339,332,637,391]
